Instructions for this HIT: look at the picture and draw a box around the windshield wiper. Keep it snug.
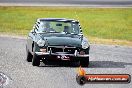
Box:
[38,31,60,33]
[65,33,78,35]
[47,31,61,33]
[71,33,78,35]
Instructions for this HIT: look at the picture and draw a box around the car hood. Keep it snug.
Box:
[40,33,82,47]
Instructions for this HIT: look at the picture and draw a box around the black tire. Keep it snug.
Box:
[32,44,40,66]
[80,57,89,67]
[26,46,32,62]
[32,53,40,66]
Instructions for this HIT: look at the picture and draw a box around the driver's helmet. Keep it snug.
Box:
[44,22,50,28]
[40,22,50,32]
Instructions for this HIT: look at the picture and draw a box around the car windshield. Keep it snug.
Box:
[38,21,80,34]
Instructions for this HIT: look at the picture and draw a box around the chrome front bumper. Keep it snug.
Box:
[35,50,89,57]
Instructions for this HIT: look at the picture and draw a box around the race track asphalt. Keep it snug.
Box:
[0,36,132,88]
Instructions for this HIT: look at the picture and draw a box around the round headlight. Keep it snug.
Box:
[37,39,45,47]
[81,41,89,49]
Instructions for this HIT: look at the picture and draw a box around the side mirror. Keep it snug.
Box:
[78,34,83,39]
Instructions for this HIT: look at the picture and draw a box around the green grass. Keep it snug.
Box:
[0,7,132,43]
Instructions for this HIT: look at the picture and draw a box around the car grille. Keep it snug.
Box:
[47,46,79,54]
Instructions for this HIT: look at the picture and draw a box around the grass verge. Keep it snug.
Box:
[0,6,132,46]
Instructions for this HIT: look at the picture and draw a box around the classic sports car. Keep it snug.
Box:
[26,18,90,67]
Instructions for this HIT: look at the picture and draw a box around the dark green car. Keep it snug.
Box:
[26,18,90,67]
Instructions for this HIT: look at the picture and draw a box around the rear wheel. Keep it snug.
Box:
[26,46,32,62]
[80,57,89,67]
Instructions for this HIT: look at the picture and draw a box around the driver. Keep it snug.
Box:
[43,22,54,32]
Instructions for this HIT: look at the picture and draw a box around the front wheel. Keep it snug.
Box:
[80,57,89,67]
[32,53,40,66]
[26,46,32,62]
